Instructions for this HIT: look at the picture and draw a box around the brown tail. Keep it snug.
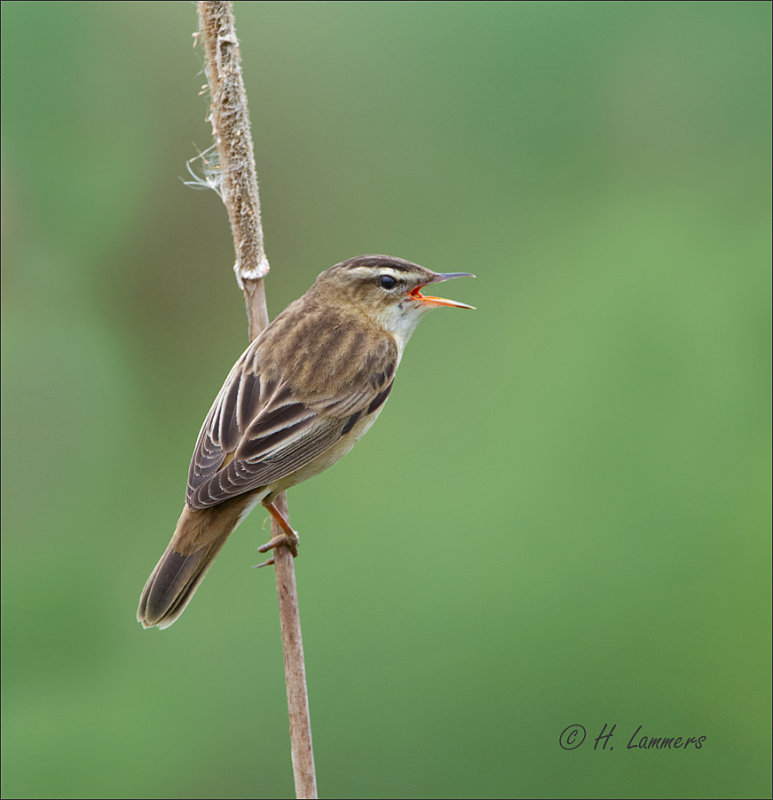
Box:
[137,496,254,630]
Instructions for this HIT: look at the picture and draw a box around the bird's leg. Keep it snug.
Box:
[261,499,299,553]
[253,499,299,568]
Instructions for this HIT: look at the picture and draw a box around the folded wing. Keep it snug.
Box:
[186,335,396,509]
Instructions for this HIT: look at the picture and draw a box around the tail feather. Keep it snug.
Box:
[138,495,256,630]
[138,534,229,629]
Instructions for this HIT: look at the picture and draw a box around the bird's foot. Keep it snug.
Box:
[252,498,299,568]
[257,530,300,557]
[252,532,299,568]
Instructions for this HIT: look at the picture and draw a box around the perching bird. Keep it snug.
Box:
[138,255,474,629]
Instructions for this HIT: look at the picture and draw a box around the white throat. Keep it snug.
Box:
[375,300,433,359]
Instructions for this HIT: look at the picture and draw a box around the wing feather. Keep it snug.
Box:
[185,332,397,510]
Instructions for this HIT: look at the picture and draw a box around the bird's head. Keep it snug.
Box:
[313,255,475,348]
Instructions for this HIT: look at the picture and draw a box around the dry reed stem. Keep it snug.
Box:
[196,3,318,797]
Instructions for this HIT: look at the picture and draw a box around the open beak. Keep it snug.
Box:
[409,272,476,309]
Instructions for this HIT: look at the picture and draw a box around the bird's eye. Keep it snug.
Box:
[379,275,397,290]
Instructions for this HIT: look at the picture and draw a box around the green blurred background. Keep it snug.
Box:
[2,1,770,798]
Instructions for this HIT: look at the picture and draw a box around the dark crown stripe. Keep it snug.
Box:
[335,255,420,273]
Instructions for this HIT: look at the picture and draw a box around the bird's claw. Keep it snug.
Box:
[257,531,299,558]
[252,498,299,568]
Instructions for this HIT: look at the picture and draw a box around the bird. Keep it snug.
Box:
[137,254,474,629]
